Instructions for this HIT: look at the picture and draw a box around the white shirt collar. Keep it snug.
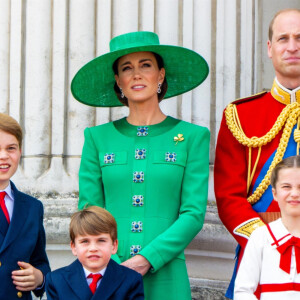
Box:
[0,182,14,219]
[83,265,107,278]
[1,182,14,200]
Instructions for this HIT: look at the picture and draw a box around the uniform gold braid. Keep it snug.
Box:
[295,118,300,155]
[225,102,300,205]
[225,102,299,147]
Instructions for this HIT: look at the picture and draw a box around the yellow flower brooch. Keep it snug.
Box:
[174,134,184,145]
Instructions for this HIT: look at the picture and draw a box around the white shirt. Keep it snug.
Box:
[234,218,300,300]
[83,266,106,288]
[0,182,14,220]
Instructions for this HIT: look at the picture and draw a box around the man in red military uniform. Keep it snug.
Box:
[214,8,300,298]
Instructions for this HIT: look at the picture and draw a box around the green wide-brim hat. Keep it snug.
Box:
[71,31,209,107]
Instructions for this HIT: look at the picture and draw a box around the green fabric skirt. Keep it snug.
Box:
[143,258,191,300]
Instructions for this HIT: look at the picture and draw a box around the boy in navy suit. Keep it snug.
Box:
[46,206,144,299]
[0,113,50,299]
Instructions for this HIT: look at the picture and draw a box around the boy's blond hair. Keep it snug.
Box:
[70,206,117,243]
[0,113,23,149]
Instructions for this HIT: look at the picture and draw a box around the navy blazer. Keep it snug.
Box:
[46,258,144,300]
[0,181,50,299]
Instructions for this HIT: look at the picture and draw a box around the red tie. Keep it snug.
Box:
[0,192,10,224]
[277,236,300,274]
[88,273,102,294]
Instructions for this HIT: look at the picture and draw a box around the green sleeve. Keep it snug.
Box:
[78,127,122,262]
[140,127,210,272]
[78,127,105,210]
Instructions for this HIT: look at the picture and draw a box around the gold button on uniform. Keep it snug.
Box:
[17,291,22,298]
[0,261,1,267]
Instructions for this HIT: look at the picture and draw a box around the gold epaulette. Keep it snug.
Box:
[230,91,268,105]
[234,218,265,239]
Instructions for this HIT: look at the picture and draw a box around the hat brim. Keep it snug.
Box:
[71,45,209,107]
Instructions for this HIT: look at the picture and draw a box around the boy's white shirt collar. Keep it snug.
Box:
[0,182,14,219]
[83,265,107,288]
[83,265,107,277]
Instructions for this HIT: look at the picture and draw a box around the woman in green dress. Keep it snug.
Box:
[71,31,210,300]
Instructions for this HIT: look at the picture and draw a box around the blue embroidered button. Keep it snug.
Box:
[137,127,148,137]
[104,153,115,164]
[133,171,144,183]
[165,152,177,162]
[132,195,144,206]
[131,221,143,232]
[135,148,146,160]
[130,245,142,256]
